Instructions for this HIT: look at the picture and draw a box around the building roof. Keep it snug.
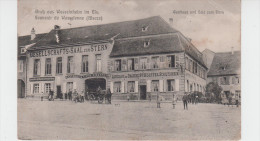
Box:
[111,33,207,69]
[28,16,178,50]
[18,33,47,57]
[208,51,241,76]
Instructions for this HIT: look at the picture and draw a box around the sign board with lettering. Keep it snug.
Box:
[29,77,55,81]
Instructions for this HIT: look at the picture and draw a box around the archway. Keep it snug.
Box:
[18,79,25,98]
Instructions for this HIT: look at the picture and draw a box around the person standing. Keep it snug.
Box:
[106,88,112,104]
[80,90,84,102]
[68,90,72,101]
[182,93,188,110]
[157,91,160,108]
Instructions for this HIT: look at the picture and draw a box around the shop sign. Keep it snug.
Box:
[65,73,109,79]
[29,43,108,57]
[111,72,179,79]
[29,77,55,81]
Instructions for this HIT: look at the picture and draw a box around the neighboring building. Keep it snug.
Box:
[22,16,207,100]
[17,28,46,98]
[205,50,241,99]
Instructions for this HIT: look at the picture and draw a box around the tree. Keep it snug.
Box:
[206,82,223,103]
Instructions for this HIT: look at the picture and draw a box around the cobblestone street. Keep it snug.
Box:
[18,99,240,140]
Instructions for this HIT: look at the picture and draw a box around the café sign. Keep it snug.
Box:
[29,44,108,57]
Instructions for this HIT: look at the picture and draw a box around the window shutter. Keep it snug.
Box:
[30,84,33,94]
[110,60,114,72]
[146,80,151,92]
[175,79,179,91]
[146,57,150,69]
[122,59,127,71]
[134,58,139,70]
[175,55,180,68]
[124,81,127,93]
[135,81,138,92]
[63,82,66,93]
[110,81,113,93]
[73,82,77,90]
[159,80,164,92]
[121,81,124,93]
[40,83,44,93]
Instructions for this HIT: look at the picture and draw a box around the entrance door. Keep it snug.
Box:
[18,79,25,98]
[57,86,62,98]
[140,85,147,100]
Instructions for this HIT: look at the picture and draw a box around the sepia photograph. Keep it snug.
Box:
[17,0,241,140]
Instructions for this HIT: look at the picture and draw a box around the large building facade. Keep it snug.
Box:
[205,50,241,100]
[21,16,207,100]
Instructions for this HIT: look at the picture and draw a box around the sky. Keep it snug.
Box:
[18,0,241,52]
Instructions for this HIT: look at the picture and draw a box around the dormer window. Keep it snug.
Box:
[142,26,148,32]
[21,47,26,53]
[144,41,150,47]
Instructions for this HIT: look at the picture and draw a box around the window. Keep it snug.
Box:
[33,59,40,75]
[236,77,240,84]
[56,57,62,74]
[67,82,73,92]
[67,56,74,73]
[21,48,26,53]
[232,77,235,84]
[151,80,159,92]
[45,58,52,75]
[115,60,121,71]
[114,82,121,93]
[142,26,148,32]
[144,41,150,47]
[140,58,147,70]
[128,81,135,92]
[33,83,39,94]
[151,56,159,69]
[235,90,241,98]
[96,54,102,72]
[82,55,88,73]
[44,83,51,93]
[18,60,23,72]
[167,80,175,91]
[127,58,135,71]
[167,55,175,68]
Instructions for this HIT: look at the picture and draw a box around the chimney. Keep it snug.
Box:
[169,18,173,26]
[231,47,234,55]
[54,25,60,43]
[54,25,60,30]
[31,28,36,40]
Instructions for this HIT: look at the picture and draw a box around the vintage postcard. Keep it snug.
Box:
[17,0,241,140]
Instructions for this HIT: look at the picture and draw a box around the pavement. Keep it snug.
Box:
[18,99,241,140]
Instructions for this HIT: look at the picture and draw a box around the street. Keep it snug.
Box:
[18,99,240,140]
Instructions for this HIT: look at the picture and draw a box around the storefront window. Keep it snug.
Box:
[56,57,62,74]
[151,80,159,92]
[114,82,121,93]
[82,55,88,72]
[45,58,51,75]
[115,60,121,71]
[140,58,147,69]
[128,81,135,92]
[151,56,159,69]
[45,83,51,93]
[33,83,39,94]
[33,59,40,76]
[67,56,74,73]
[127,58,135,71]
[96,54,102,72]
[167,80,175,91]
